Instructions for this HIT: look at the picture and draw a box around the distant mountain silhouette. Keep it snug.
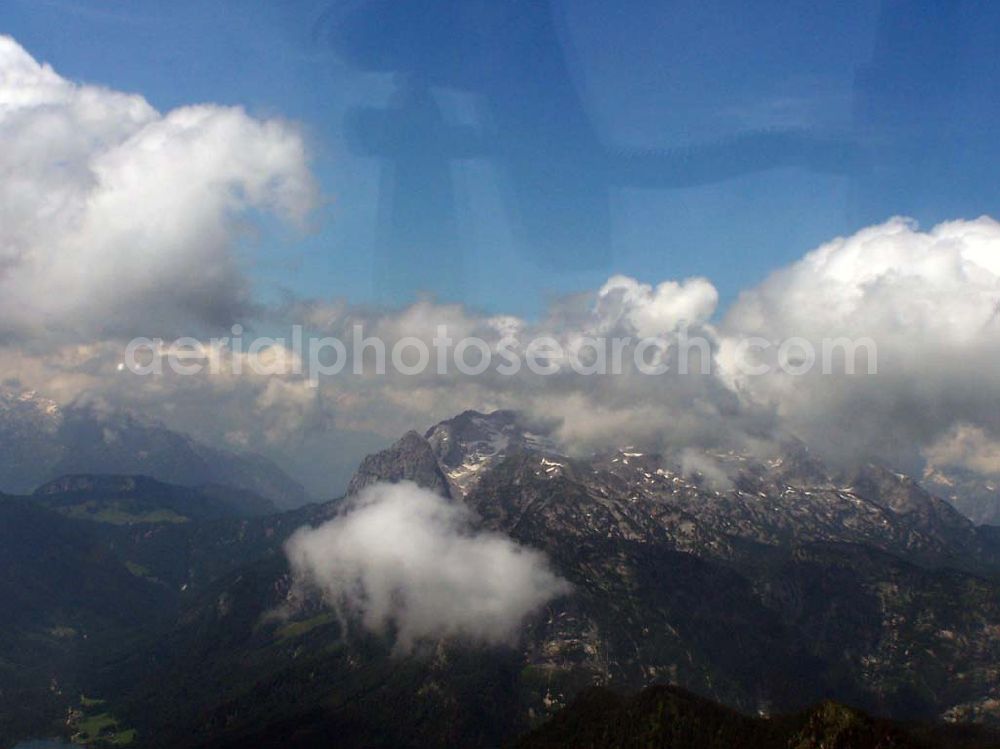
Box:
[0,389,306,507]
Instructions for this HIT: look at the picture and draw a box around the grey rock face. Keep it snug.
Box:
[346,429,452,497]
[922,465,1000,526]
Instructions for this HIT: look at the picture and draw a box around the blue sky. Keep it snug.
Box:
[5,0,1000,317]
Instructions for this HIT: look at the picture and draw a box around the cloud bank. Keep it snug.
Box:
[285,482,570,649]
[5,35,1000,502]
[278,216,1000,487]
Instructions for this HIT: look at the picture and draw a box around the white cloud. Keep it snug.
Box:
[0,35,317,339]
[594,275,718,338]
[722,216,1000,468]
[285,481,570,650]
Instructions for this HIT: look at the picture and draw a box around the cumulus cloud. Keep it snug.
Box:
[285,481,570,650]
[0,35,316,340]
[592,274,719,338]
[721,216,1000,470]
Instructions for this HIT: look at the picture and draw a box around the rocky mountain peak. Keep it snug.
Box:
[346,429,452,497]
[423,409,559,496]
[349,410,989,570]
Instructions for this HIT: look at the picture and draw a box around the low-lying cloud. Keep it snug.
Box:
[284,482,570,650]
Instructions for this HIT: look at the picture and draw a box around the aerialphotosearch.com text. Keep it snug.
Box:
[123,324,878,386]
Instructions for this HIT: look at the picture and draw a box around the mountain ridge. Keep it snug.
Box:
[516,684,1000,749]
[28,473,277,522]
[0,388,307,507]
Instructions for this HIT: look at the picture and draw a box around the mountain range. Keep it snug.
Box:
[3,408,1000,747]
[0,389,306,507]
